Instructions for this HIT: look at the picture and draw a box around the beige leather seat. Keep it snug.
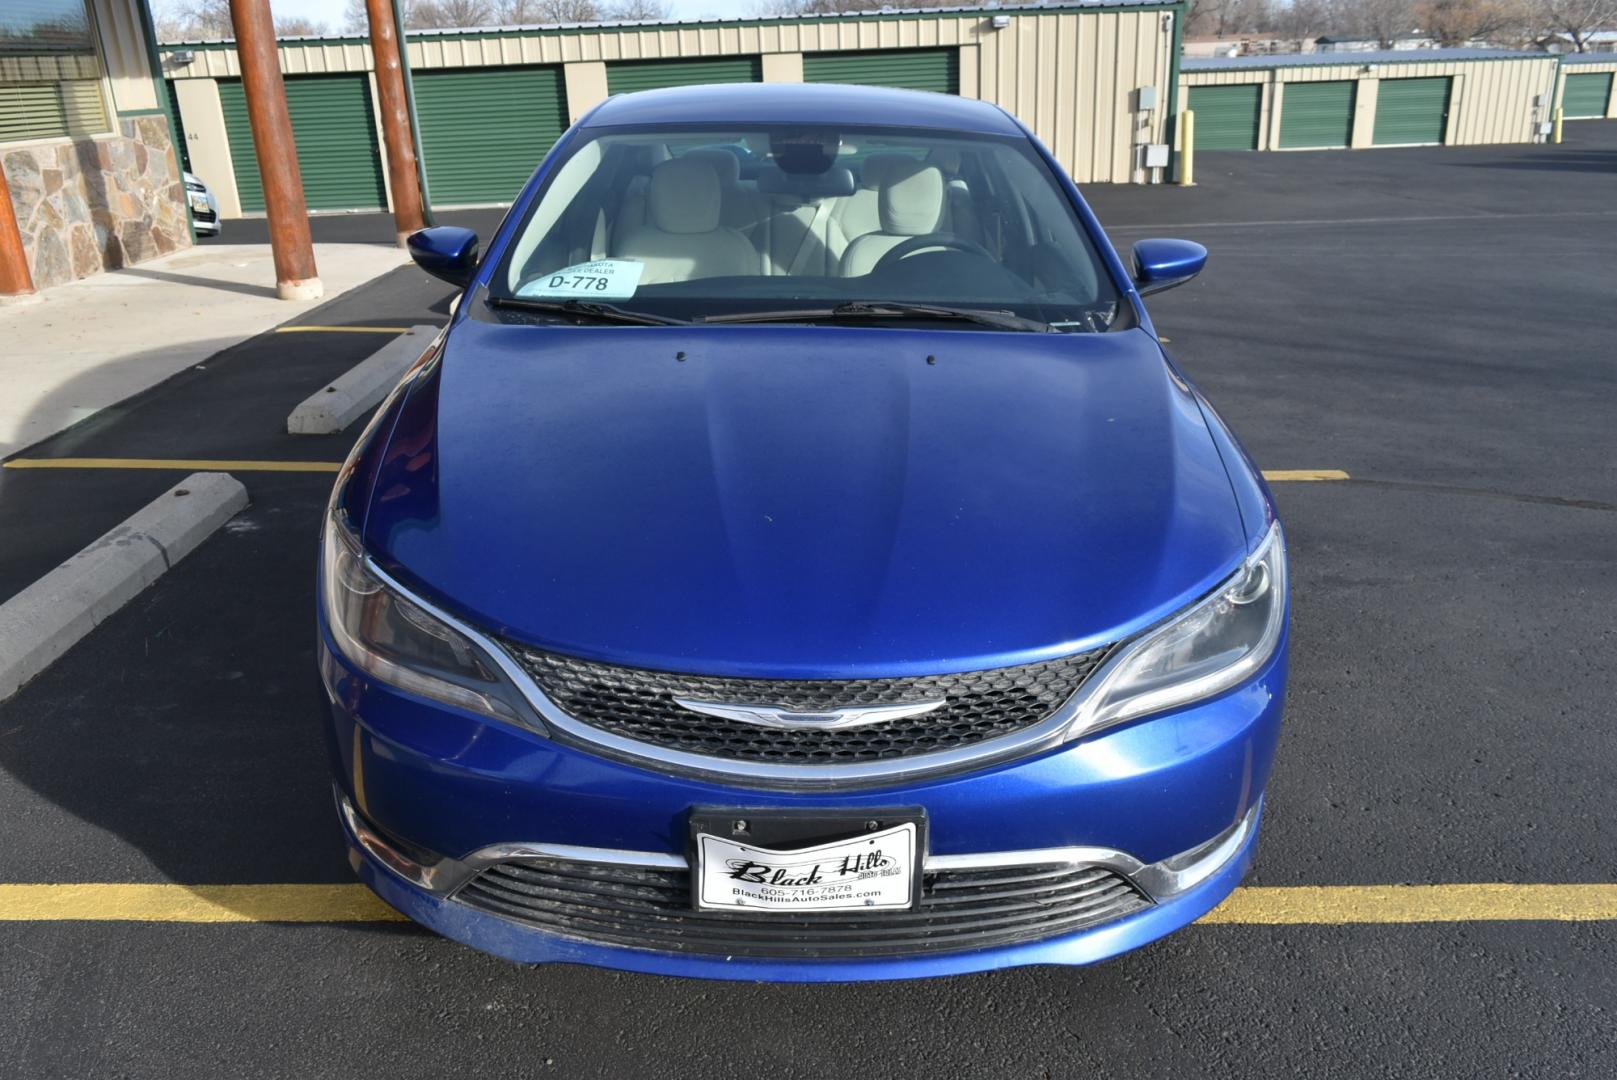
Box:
[832,154,914,247]
[613,158,758,284]
[839,160,948,278]
[758,200,850,277]
[682,149,769,237]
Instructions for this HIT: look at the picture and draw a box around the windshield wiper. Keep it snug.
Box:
[487,295,687,326]
[700,301,1054,333]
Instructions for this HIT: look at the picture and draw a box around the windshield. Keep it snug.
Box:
[486,123,1125,331]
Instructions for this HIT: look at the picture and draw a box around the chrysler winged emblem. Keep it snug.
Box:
[672,698,947,730]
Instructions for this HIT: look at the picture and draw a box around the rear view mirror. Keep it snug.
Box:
[1131,239,1207,296]
[408,226,479,288]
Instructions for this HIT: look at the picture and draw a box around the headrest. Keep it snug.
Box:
[927,147,963,177]
[755,164,856,198]
[860,153,914,190]
[648,157,722,234]
[878,160,945,236]
[682,148,740,189]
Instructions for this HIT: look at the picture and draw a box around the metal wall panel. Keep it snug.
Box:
[218,75,387,212]
[1278,79,1354,148]
[1188,84,1261,149]
[605,56,760,93]
[1372,76,1451,145]
[413,66,568,206]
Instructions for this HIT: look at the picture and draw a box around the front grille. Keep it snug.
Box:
[456,857,1150,958]
[505,646,1110,765]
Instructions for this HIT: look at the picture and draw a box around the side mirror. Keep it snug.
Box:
[1131,238,1207,296]
[407,226,479,288]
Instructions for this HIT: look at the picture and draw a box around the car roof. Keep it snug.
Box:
[581,82,1025,137]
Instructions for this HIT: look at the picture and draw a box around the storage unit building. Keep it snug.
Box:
[1558,56,1617,120]
[1180,50,1558,154]
[158,0,1187,218]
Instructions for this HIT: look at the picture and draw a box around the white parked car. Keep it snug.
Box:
[183,171,221,237]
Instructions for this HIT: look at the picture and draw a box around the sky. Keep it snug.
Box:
[153,0,762,31]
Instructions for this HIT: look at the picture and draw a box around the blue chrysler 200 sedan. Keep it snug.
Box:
[317,83,1287,981]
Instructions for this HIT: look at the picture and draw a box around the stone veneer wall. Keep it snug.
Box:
[3,115,192,291]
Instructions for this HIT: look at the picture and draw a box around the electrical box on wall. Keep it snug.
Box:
[1142,143,1170,169]
[1137,86,1159,111]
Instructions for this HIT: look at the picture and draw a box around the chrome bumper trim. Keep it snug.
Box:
[339,793,1259,904]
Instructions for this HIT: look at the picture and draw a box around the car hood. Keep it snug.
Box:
[363,321,1248,678]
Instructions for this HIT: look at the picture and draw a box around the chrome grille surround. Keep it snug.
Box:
[504,645,1110,773]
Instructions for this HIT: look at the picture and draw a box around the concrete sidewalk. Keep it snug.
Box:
[0,243,410,458]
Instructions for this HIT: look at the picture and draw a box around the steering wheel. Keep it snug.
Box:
[870,233,996,273]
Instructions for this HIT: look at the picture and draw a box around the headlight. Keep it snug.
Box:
[320,509,525,725]
[1070,522,1286,736]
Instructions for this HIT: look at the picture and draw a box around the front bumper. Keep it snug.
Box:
[321,618,1285,981]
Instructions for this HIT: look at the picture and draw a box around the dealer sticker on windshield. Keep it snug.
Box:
[695,823,918,912]
[516,259,644,299]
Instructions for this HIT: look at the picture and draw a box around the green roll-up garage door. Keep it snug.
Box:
[606,57,760,95]
[164,79,190,172]
[1372,77,1451,146]
[1279,80,1355,148]
[219,75,387,213]
[1188,84,1261,150]
[1563,72,1614,118]
[413,66,567,206]
[802,49,959,94]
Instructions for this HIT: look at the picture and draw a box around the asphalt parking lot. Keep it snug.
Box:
[3,122,1615,1077]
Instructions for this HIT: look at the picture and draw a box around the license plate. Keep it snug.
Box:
[694,822,919,913]
[189,193,210,213]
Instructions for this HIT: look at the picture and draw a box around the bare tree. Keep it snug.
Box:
[344,0,470,32]
[1525,0,1617,48]
[1415,0,1525,43]
[155,0,232,40]
[1343,0,1417,45]
[605,0,670,19]
[276,15,330,36]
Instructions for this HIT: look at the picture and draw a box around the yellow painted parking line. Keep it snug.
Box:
[3,458,341,473]
[1,883,1614,925]
[0,884,403,923]
[274,325,412,334]
[1202,884,1617,924]
[1262,469,1350,482]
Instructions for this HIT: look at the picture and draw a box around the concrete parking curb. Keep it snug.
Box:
[0,472,248,703]
[287,324,439,435]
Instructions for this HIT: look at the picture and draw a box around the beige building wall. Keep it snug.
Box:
[91,0,159,113]
[161,6,1179,188]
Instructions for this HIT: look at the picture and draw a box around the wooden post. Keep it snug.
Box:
[229,0,321,300]
[366,0,425,246]
[0,173,35,296]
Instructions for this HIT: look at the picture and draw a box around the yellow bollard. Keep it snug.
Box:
[1179,110,1196,186]
[1553,107,1563,144]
